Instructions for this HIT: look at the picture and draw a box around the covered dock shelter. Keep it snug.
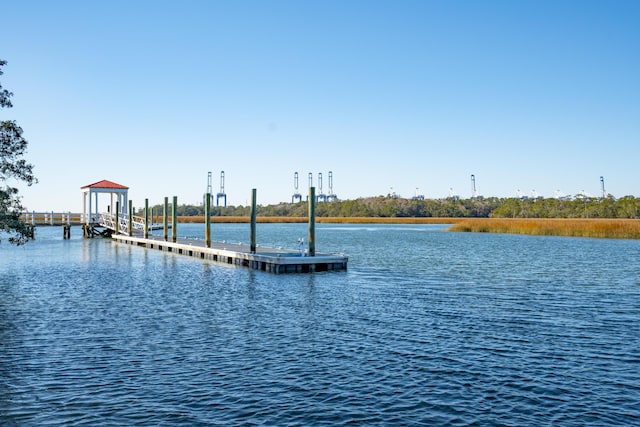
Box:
[81,179,129,224]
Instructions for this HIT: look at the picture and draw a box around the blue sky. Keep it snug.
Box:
[3,0,639,211]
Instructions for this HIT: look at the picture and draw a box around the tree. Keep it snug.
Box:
[1,59,37,244]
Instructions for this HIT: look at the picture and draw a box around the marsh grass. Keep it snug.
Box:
[449,218,640,239]
[176,216,462,224]
[316,217,461,224]
[175,216,640,239]
[176,216,307,223]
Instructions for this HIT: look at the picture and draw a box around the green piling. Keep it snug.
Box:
[308,186,315,256]
[172,196,177,243]
[128,200,133,236]
[205,192,211,247]
[144,198,149,238]
[250,188,257,253]
[115,201,120,235]
[163,197,168,241]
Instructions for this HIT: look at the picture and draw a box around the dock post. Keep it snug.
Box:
[163,197,168,241]
[250,188,257,253]
[308,186,316,256]
[144,198,149,238]
[115,201,120,235]
[172,196,177,243]
[205,193,211,248]
[128,200,133,236]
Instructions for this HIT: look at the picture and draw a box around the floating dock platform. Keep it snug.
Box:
[78,183,345,273]
[112,234,348,274]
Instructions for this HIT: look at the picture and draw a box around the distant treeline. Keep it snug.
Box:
[142,195,640,219]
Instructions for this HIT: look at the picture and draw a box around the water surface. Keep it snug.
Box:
[1,224,639,425]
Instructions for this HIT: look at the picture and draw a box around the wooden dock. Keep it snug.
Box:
[31,183,347,273]
[113,234,348,274]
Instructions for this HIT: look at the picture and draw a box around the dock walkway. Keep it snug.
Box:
[21,212,84,226]
[35,185,347,273]
[113,233,348,274]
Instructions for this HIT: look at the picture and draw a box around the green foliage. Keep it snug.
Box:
[145,194,640,220]
[491,196,640,219]
[1,60,37,244]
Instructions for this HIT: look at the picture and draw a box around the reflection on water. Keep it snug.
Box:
[1,224,639,425]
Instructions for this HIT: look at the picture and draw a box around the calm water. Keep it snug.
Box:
[1,223,639,426]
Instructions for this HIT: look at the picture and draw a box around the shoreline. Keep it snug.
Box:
[170,216,640,239]
[174,216,463,224]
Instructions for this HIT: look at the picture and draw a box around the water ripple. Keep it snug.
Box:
[1,225,639,425]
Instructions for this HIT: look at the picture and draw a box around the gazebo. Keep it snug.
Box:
[81,179,129,224]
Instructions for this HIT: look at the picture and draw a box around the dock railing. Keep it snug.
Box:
[20,212,147,234]
[98,212,146,234]
[21,211,85,226]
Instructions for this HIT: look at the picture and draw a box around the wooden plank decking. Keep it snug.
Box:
[112,234,348,274]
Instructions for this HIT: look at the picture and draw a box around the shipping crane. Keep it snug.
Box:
[216,171,227,207]
[292,172,302,203]
[326,171,337,201]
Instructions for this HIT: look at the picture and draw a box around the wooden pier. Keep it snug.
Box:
[21,211,85,226]
[29,181,348,273]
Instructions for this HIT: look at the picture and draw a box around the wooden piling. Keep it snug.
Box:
[250,188,257,253]
[144,198,149,238]
[115,201,120,235]
[128,200,133,236]
[308,187,315,256]
[205,192,211,248]
[163,197,168,242]
[172,196,177,243]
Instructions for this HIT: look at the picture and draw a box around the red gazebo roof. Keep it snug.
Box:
[81,179,129,190]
